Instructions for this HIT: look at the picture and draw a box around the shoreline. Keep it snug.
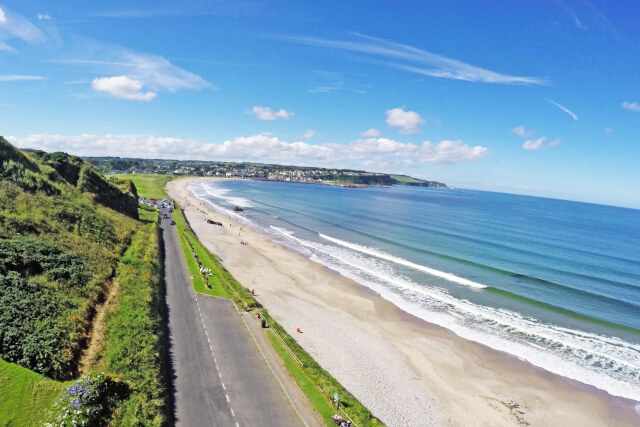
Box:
[168,177,640,426]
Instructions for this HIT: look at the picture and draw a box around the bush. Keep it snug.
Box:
[0,272,75,378]
[0,238,89,286]
[46,371,130,426]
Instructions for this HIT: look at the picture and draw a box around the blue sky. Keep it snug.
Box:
[1,0,639,208]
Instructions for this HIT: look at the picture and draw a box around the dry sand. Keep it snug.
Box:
[168,177,640,427]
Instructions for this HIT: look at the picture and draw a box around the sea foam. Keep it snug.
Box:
[319,233,487,289]
[269,226,640,402]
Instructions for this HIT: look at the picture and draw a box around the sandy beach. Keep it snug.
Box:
[168,177,640,427]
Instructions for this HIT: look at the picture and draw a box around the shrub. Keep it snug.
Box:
[45,371,130,427]
[0,272,75,378]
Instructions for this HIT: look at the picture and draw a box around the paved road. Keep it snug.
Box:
[160,205,302,426]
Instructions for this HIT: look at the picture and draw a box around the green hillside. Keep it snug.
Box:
[389,174,448,188]
[0,137,167,425]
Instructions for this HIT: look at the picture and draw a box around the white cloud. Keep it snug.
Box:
[512,125,534,137]
[283,33,545,85]
[546,98,578,120]
[522,136,560,150]
[91,76,157,101]
[61,49,211,97]
[418,140,488,163]
[386,107,425,134]
[249,106,294,120]
[0,74,45,81]
[302,130,315,138]
[0,6,47,52]
[360,128,380,137]
[351,138,417,155]
[9,133,489,166]
[37,13,51,21]
[621,101,640,112]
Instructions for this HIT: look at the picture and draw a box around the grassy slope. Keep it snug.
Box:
[0,145,168,425]
[101,205,168,425]
[390,174,425,183]
[125,174,380,426]
[0,359,72,427]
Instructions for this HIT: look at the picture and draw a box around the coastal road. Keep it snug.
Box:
[160,205,303,426]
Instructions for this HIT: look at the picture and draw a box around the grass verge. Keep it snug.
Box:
[171,203,231,299]
[0,359,72,426]
[100,204,168,425]
[260,310,381,426]
[265,331,336,424]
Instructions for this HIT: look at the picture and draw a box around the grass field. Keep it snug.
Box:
[0,359,72,426]
[114,174,176,200]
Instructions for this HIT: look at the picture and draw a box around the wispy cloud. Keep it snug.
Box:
[249,106,294,120]
[523,136,560,150]
[552,0,587,30]
[307,70,367,94]
[93,3,263,19]
[37,13,51,21]
[302,130,315,138]
[546,98,578,120]
[0,74,45,81]
[621,101,640,112]
[59,46,212,99]
[512,125,534,137]
[0,6,47,52]
[308,71,343,93]
[281,33,545,85]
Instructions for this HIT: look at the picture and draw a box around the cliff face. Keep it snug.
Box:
[399,180,448,188]
[0,137,141,380]
[28,149,139,219]
[390,174,448,188]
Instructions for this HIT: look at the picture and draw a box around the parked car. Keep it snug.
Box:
[170,220,175,225]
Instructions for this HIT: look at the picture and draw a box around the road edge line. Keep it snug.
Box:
[232,300,309,427]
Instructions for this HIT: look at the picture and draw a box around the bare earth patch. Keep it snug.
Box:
[78,280,121,373]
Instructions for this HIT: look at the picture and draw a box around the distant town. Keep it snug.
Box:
[85,157,451,188]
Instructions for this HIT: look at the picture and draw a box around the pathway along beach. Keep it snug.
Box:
[168,177,640,427]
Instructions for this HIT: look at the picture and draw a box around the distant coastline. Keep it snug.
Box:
[77,155,451,189]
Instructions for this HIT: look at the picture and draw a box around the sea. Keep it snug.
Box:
[188,179,640,404]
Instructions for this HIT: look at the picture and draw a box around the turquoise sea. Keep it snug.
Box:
[189,179,640,403]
